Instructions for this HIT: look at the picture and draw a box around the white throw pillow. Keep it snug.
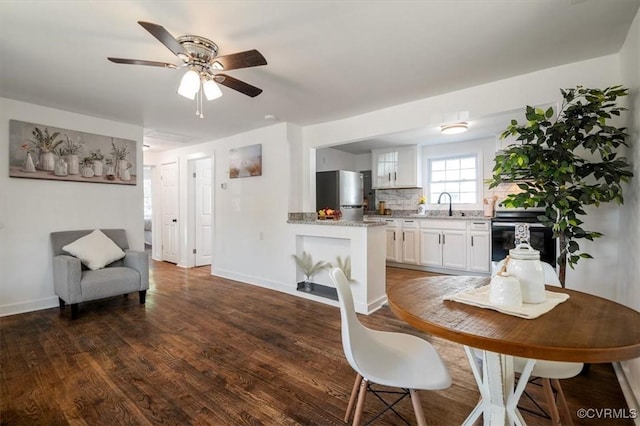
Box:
[62,229,126,270]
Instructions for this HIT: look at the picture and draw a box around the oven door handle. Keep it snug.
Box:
[492,222,547,228]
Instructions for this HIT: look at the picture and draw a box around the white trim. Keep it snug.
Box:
[0,296,58,317]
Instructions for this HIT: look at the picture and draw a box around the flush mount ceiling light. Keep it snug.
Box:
[440,122,469,135]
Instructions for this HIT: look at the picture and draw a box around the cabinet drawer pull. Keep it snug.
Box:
[438,234,441,244]
[471,236,474,246]
[442,233,446,244]
[393,231,396,241]
[403,232,405,242]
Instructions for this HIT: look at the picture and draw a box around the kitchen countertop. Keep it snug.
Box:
[287,219,387,227]
[366,214,490,221]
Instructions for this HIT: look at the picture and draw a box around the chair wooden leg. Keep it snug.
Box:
[58,298,66,310]
[139,290,146,304]
[541,378,561,424]
[409,389,427,426]
[70,304,78,320]
[352,378,368,426]
[344,373,362,423]
[552,379,574,426]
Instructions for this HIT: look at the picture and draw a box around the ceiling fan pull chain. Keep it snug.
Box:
[199,84,204,118]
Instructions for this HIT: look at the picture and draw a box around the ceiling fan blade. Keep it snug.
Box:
[108,57,177,68]
[138,21,189,60]
[213,50,267,71]
[215,74,263,97]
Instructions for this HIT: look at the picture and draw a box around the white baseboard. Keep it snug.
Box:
[614,361,640,425]
[212,268,387,315]
[0,296,58,317]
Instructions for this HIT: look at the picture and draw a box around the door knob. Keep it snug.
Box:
[172,219,177,223]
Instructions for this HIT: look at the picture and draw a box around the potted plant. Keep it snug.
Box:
[105,158,115,181]
[417,195,427,215]
[52,147,68,176]
[488,85,633,286]
[335,255,353,281]
[89,149,105,176]
[60,134,83,175]
[31,127,62,171]
[80,157,95,178]
[292,251,330,291]
[111,141,130,179]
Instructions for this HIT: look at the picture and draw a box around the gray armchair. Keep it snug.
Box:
[51,229,149,319]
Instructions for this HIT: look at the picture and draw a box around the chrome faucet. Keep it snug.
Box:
[437,192,453,216]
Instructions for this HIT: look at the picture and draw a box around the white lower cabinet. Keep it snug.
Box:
[385,217,491,275]
[384,219,400,262]
[400,220,419,264]
[468,221,491,273]
[442,230,467,269]
[419,229,442,266]
[419,220,467,270]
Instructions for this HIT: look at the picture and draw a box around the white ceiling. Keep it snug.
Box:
[1,0,638,153]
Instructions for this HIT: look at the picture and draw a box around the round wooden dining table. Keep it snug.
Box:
[387,276,640,426]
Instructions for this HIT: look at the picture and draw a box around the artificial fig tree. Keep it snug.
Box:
[488,85,633,287]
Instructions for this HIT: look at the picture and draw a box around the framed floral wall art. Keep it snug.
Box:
[229,144,262,178]
[8,120,137,185]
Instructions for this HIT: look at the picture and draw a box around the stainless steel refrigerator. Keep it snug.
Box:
[316,170,364,221]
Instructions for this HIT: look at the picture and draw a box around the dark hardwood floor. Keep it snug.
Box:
[0,263,631,425]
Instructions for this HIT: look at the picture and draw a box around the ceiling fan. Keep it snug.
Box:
[108,21,267,116]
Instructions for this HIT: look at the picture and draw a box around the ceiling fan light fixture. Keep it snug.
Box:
[440,122,469,135]
[177,69,200,99]
[211,61,224,70]
[203,79,222,100]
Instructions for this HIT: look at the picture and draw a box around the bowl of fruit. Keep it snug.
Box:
[318,208,341,220]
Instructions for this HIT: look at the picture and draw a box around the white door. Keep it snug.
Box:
[194,158,212,266]
[161,162,179,263]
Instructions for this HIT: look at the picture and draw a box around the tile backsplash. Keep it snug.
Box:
[375,188,423,210]
[375,184,525,213]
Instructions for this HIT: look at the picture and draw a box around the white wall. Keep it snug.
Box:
[618,6,640,410]
[146,123,295,291]
[0,98,144,316]
[316,147,362,172]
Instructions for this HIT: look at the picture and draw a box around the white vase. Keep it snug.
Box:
[67,154,79,175]
[120,168,131,181]
[116,159,128,178]
[38,151,55,171]
[22,152,36,173]
[93,160,103,177]
[81,165,95,178]
[54,158,68,176]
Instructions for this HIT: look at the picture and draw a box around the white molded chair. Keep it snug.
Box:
[492,260,583,425]
[329,268,451,426]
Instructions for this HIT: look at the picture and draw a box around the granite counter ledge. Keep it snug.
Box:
[287,219,387,227]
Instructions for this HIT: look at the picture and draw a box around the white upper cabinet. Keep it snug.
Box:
[372,145,421,189]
